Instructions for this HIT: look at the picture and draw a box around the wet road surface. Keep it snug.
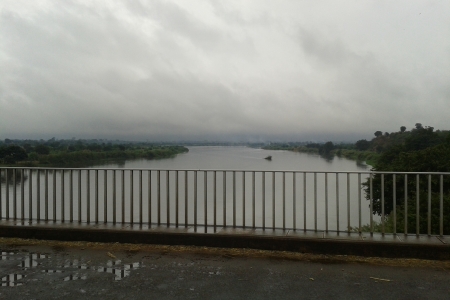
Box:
[1,238,449,299]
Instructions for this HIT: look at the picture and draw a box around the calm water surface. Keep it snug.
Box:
[1,147,375,231]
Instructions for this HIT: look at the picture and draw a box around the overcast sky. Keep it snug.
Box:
[1,0,449,142]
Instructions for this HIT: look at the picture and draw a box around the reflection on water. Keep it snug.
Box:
[0,147,373,231]
[0,250,142,286]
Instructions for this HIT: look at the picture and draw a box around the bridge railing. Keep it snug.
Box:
[0,167,448,236]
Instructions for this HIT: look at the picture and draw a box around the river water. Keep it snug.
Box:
[0,147,374,231]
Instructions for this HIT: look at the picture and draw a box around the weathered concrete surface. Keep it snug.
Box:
[1,238,450,300]
[0,221,448,260]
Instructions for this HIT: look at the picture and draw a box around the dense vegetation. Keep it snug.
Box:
[263,124,450,234]
[0,138,189,167]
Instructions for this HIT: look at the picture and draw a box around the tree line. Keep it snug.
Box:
[0,138,188,166]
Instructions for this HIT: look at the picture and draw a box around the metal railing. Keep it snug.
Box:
[0,167,448,236]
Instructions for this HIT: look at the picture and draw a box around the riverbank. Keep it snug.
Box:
[262,145,378,167]
[1,146,189,168]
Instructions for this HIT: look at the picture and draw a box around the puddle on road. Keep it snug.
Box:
[0,250,143,286]
[2,274,26,287]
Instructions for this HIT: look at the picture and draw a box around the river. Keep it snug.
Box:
[1,146,374,231]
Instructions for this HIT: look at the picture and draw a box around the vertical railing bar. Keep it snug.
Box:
[176,171,179,227]
[103,170,107,223]
[51,170,56,222]
[95,170,98,224]
[78,170,81,223]
[440,175,443,237]
[61,171,64,223]
[381,174,385,235]
[428,174,431,236]
[148,170,152,226]
[283,172,286,231]
[336,173,339,233]
[130,170,134,224]
[404,174,408,235]
[44,169,48,222]
[314,172,317,232]
[139,170,142,225]
[270,171,275,230]
[194,171,197,228]
[233,171,236,228]
[358,173,361,232]
[347,173,350,233]
[13,169,17,220]
[214,171,217,229]
[121,170,125,224]
[416,174,420,236]
[45,169,49,222]
[204,171,207,229]
[393,174,396,234]
[252,171,255,229]
[303,172,306,232]
[29,169,33,221]
[36,169,40,221]
[0,169,2,220]
[166,170,170,227]
[68,170,72,222]
[242,171,245,228]
[325,173,328,232]
[113,170,117,225]
[369,173,373,234]
[262,172,266,230]
[5,169,9,220]
[157,170,160,225]
[223,171,226,227]
[86,170,90,224]
[21,169,25,221]
[185,171,188,228]
[293,172,296,231]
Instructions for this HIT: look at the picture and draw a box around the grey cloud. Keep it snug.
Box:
[1,0,449,142]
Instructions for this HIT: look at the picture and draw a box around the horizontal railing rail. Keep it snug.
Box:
[0,167,448,237]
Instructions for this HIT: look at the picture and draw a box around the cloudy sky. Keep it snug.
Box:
[1,0,449,142]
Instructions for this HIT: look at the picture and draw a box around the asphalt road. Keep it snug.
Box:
[1,238,449,299]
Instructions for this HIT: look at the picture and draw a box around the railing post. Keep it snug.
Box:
[113,170,116,225]
[29,169,33,221]
[45,169,49,222]
[204,171,207,230]
[52,170,56,222]
[282,172,285,231]
[223,171,226,227]
[13,169,17,220]
[393,174,396,235]
[103,170,107,223]
[214,171,217,229]
[233,171,236,228]
[272,171,275,230]
[252,171,255,229]
[61,170,64,223]
[86,170,90,224]
[381,174,385,235]
[21,169,25,221]
[314,172,317,232]
[369,173,372,234]
[404,174,408,235]
[416,174,420,236]
[242,171,245,228]
[194,170,197,229]
[78,170,81,223]
[336,173,340,233]
[293,172,296,231]
[428,174,431,236]
[347,173,350,233]
[148,170,152,226]
[130,170,134,224]
[262,172,265,230]
[325,173,328,232]
[303,172,306,232]
[69,170,72,222]
[176,171,179,227]
[139,170,142,225]
[166,170,169,227]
